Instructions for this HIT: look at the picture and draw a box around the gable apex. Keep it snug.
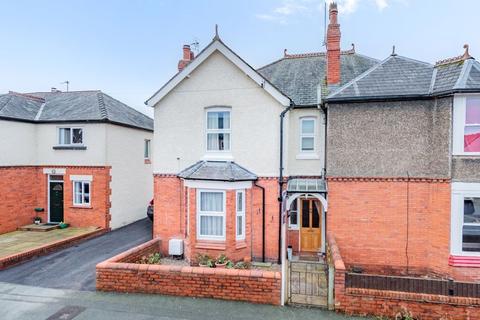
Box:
[145,39,292,107]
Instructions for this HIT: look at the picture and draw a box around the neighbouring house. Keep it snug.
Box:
[0,90,153,233]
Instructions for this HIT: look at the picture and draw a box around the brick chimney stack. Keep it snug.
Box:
[327,2,341,85]
[178,44,195,72]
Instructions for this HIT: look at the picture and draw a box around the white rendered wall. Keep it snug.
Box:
[0,120,36,165]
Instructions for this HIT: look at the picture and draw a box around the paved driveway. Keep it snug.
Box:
[0,218,152,291]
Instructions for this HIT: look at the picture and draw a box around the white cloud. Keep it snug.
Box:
[375,0,389,10]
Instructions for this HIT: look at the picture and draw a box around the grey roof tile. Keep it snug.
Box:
[0,91,153,131]
[257,52,378,105]
[178,161,257,181]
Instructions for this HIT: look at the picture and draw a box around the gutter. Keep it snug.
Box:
[278,102,294,264]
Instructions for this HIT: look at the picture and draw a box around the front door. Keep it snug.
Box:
[300,199,321,252]
[49,181,64,223]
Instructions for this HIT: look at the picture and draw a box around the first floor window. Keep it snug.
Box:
[300,118,315,152]
[462,197,480,252]
[289,199,298,228]
[144,139,151,159]
[73,181,90,206]
[464,97,480,153]
[59,127,83,145]
[198,190,225,240]
[236,190,245,240]
[206,109,231,151]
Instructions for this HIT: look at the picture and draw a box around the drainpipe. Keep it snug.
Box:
[254,181,266,262]
[320,103,328,247]
[278,103,294,264]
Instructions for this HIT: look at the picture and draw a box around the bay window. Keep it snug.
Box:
[197,190,226,240]
[451,183,480,256]
[236,190,245,240]
[206,109,231,152]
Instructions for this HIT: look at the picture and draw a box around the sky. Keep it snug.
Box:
[0,0,478,117]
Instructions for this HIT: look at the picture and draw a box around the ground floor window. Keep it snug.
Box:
[236,190,245,240]
[197,190,225,240]
[73,181,91,206]
[452,183,480,255]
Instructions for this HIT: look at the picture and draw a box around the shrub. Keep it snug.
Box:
[137,252,161,264]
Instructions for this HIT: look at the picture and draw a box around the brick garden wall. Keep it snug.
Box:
[96,238,282,305]
[0,166,111,234]
[327,234,480,319]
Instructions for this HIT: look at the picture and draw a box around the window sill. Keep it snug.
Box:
[448,255,480,267]
[144,159,151,164]
[235,240,247,249]
[70,205,92,210]
[296,153,319,160]
[53,145,87,150]
[195,240,226,250]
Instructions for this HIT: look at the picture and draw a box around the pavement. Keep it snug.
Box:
[0,226,98,259]
[0,282,367,320]
[0,218,152,291]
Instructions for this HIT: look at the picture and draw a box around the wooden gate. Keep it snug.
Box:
[288,260,328,307]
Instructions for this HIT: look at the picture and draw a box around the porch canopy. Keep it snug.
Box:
[285,178,328,211]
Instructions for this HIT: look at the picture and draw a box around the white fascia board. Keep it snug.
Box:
[183,179,252,190]
[146,40,291,107]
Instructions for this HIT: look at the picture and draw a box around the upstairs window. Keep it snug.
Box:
[144,139,151,159]
[464,97,480,152]
[300,118,315,152]
[206,110,230,152]
[58,127,83,145]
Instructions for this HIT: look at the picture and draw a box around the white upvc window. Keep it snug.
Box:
[73,181,91,206]
[453,95,480,155]
[289,199,299,230]
[206,109,231,152]
[236,190,245,240]
[58,127,83,145]
[197,190,226,240]
[144,139,151,159]
[451,183,480,256]
[300,117,316,152]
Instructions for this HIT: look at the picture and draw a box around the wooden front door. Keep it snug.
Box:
[300,199,321,252]
[49,181,64,223]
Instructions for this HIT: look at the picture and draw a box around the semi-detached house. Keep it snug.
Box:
[146,2,480,290]
[0,90,153,232]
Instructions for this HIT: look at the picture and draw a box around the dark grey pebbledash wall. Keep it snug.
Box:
[326,97,452,178]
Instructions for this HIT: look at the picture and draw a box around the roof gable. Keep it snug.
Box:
[145,39,291,107]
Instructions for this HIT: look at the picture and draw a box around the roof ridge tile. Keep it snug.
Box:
[96,91,108,120]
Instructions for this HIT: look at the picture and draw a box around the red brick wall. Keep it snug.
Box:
[96,239,281,305]
[327,177,461,278]
[327,234,480,320]
[0,166,110,234]
[153,176,281,263]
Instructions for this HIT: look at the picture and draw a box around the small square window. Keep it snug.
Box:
[58,127,83,145]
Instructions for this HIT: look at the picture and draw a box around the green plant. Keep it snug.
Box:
[226,260,234,269]
[197,253,214,267]
[33,216,42,223]
[138,252,161,264]
[233,261,251,269]
[216,254,228,264]
[395,307,416,320]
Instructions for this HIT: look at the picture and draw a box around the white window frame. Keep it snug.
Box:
[196,189,226,241]
[299,117,316,153]
[205,107,231,153]
[453,94,480,155]
[144,139,151,159]
[73,180,91,207]
[57,126,84,146]
[236,190,245,240]
[289,198,299,230]
[451,182,480,257]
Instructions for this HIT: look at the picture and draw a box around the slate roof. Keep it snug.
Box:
[178,161,257,181]
[0,91,153,131]
[328,54,480,101]
[257,51,379,105]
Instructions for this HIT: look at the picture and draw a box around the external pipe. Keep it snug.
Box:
[278,103,294,264]
[254,181,266,262]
